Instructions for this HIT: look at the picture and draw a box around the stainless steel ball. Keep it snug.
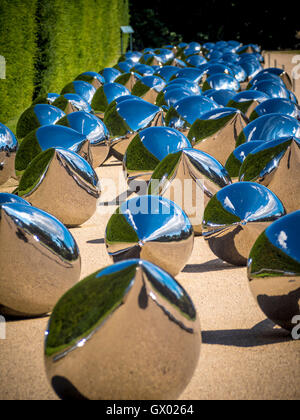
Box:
[44,259,201,400]
[248,211,300,332]
[202,182,286,266]
[105,195,194,276]
[0,203,81,317]
[0,123,18,185]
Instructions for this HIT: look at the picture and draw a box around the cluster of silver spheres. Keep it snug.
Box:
[0,39,299,400]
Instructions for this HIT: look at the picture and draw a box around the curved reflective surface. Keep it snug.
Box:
[188,108,249,165]
[91,83,131,113]
[148,148,231,234]
[239,137,300,213]
[154,66,180,82]
[203,73,240,92]
[0,193,30,207]
[202,182,286,266]
[249,98,300,121]
[251,81,290,100]
[0,123,18,185]
[172,68,205,84]
[18,147,100,227]
[225,140,264,178]
[203,89,236,107]
[131,76,166,104]
[56,111,110,167]
[75,71,105,89]
[114,72,141,92]
[104,99,164,161]
[0,203,81,316]
[156,87,193,108]
[124,127,191,183]
[99,67,122,84]
[257,68,293,91]
[227,90,270,118]
[45,259,201,400]
[237,113,300,146]
[61,81,96,105]
[248,211,300,331]
[105,195,194,276]
[52,94,92,114]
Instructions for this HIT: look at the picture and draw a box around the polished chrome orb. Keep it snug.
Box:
[156,87,194,108]
[225,141,264,178]
[248,211,300,331]
[56,111,110,167]
[124,126,191,184]
[133,63,156,76]
[99,67,122,84]
[15,125,92,176]
[16,104,66,139]
[202,73,240,92]
[103,98,164,161]
[154,65,179,82]
[165,96,219,136]
[203,89,236,106]
[227,90,270,118]
[247,72,287,90]
[114,72,142,92]
[239,137,300,214]
[114,60,135,73]
[249,98,300,121]
[202,182,286,266]
[0,203,81,317]
[257,68,293,91]
[91,83,131,115]
[250,80,290,100]
[0,123,18,185]
[44,259,201,400]
[61,81,96,104]
[105,195,194,276]
[32,93,60,106]
[74,71,105,89]
[185,55,207,68]
[188,107,249,166]
[171,68,205,84]
[17,147,100,227]
[131,76,166,104]
[0,192,30,207]
[52,93,92,114]
[148,148,231,234]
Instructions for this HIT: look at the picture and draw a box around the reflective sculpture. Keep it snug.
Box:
[55,111,110,167]
[103,98,164,160]
[91,83,131,115]
[239,137,300,214]
[0,192,30,207]
[17,147,100,227]
[165,96,219,136]
[155,87,193,108]
[16,104,66,139]
[237,114,300,146]
[52,94,92,114]
[185,55,207,68]
[15,125,92,176]
[32,93,60,106]
[148,148,231,234]
[124,127,191,183]
[202,182,286,266]
[99,67,122,84]
[74,72,105,89]
[250,80,290,100]
[167,78,201,94]
[225,141,264,178]
[171,68,204,84]
[133,64,156,76]
[0,202,81,317]
[114,72,142,92]
[227,90,270,118]
[203,89,236,107]
[249,98,300,121]
[247,72,287,90]
[188,108,249,165]
[154,65,179,82]
[44,259,201,400]
[105,195,194,276]
[257,68,293,91]
[202,73,240,92]
[131,76,166,104]
[248,211,300,331]
[0,123,18,185]
[114,60,135,73]
[61,81,97,104]
[239,60,262,79]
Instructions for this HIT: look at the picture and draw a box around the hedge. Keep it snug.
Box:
[0,0,130,125]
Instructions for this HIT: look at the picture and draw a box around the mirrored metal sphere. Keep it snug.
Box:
[55,111,110,167]
[167,78,201,94]
[52,94,92,114]
[239,60,262,79]
[32,93,60,106]
[203,89,236,106]
[227,90,270,118]
[99,67,122,84]
[202,182,286,266]
[114,72,141,92]
[0,123,18,185]
[237,114,300,146]
[239,137,300,214]
[44,259,201,400]
[165,96,219,136]
[185,55,207,68]
[156,87,194,108]
[0,192,30,207]
[74,71,105,89]
[188,108,249,165]
[248,211,300,331]
[171,68,204,84]
[114,60,135,73]
[125,51,143,63]
[105,195,194,276]
[154,65,179,82]
[250,80,290,100]
[131,76,166,104]
[249,98,300,121]
[103,98,164,161]
[225,140,264,178]
[132,63,155,76]
[247,72,287,90]
[61,81,96,104]
[16,104,66,139]
[257,68,293,91]
[124,127,191,183]
[15,125,92,176]
[202,73,240,92]
[0,202,81,317]
[91,82,131,115]
[148,148,231,234]
[17,147,100,227]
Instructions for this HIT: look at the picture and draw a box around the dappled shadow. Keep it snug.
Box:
[86,238,105,245]
[183,258,242,273]
[202,319,292,348]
